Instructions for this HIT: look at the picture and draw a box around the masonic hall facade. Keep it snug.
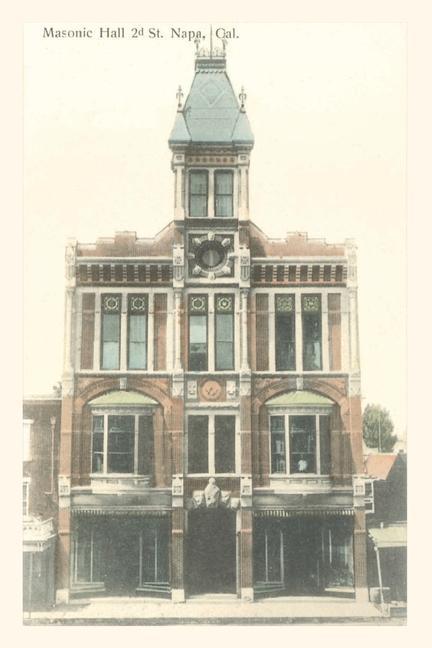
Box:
[56,44,368,604]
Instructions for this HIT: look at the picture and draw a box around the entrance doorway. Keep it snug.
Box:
[186,509,237,595]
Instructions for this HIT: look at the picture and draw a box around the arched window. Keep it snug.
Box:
[88,391,157,476]
[267,391,333,476]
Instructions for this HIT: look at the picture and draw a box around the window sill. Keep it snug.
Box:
[90,474,151,492]
[269,475,332,492]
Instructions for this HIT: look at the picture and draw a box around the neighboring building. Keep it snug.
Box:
[365,453,407,605]
[23,395,61,610]
[53,43,369,605]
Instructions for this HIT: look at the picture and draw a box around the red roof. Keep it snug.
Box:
[364,454,398,480]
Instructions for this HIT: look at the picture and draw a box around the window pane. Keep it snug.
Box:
[267,527,283,582]
[128,313,147,369]
[319,416,331,475]
[275,312,296,370]
[215,195,233,217]
[190,171,208,194]
[190,172,208,217]
[215,313,234,370]
[138,415,154,475]
[107,415,134,473]
[101,313,120,369]
[92,416,104,473]
[215,415,235,473]
[270,416,286,473]
[289,415,316,473]
[215,172,233,217]
[302,296,322,371]
[189,314,207,370]
[215,171,233,194]
[188,416,209,473]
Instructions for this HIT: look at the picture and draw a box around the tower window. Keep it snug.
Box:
[302,294,322,371]
[188,295,208,370]
[101,294,121,370]
[275,294,296,371]
[189,171,208,217]
[214,170,233,217]
[215,295,235,370]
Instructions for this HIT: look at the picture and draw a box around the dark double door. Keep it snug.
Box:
[186,509,237,595]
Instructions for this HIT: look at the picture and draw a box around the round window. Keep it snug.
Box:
[196,242,226,270]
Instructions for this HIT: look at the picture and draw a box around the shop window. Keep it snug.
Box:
[188,295,208,370]
[254,521,283,584]
[302,294,322,370]
[321,524,354,588]
[139,521,169,587]
[101,294,121,369]
[128,295,148,369]
[189,171,208,217]
[214,170,233,217]
[91,413,154,475]
[73,525,104,585]
[188,414,237,475]
[270,413,331,475]
[275,295,296,371]
[215,295,234,370]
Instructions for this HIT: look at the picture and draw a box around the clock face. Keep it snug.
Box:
[196,241,226,270]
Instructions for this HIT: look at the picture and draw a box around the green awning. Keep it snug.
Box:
[88,390,157,407]
[266,390,334,408]
[368,523,407,549]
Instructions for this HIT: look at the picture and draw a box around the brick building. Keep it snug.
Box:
[55,43,368,605]
[23,395,61,610]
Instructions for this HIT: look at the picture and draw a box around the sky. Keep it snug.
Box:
[23,22,406,434]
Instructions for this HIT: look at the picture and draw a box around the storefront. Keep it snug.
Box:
[71,513,171,597]
[253,508,355,598]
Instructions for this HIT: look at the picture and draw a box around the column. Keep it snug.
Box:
[147,292,154,372]
[63,287,75,375]
[93,293,101,370]
[353,509,369,602]
[240,290,250,372]
[238,164,249,219]
[295,292,303,372]
[240,383,253,601]
[349,288,360,373]
[120,293,128,371]
[173,290,182,372]
[321,291,329,372]
[171,509,186,602]
[170,395,185,601]
[173,154,185,219]
[208,169,215,218]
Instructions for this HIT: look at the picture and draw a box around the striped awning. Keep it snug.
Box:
[254,508,353,518]
[72,507,170,517]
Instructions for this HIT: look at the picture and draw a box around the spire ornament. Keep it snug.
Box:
[239,86,247,111]
[176,85,184,111]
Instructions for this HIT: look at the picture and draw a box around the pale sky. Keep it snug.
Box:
[24,22,406,434]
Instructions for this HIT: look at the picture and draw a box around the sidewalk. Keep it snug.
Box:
[24,595,397,625]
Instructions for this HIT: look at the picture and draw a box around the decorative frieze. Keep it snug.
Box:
[252,262,347,286]
[77,262,173,286]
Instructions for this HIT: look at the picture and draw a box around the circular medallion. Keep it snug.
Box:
[200,379,223,401]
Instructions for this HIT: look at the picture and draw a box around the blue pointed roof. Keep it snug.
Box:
[169,54,254,147]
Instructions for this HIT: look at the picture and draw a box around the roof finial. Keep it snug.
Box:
[239,86,247,111]
[176,85,184,111]
[194,36,201,53]
[210,25,213,58]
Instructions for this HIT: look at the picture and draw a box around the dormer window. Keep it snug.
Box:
[189,171,208,217]
[214,171,233,217]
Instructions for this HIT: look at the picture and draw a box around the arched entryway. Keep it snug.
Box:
[186,509,237,595]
